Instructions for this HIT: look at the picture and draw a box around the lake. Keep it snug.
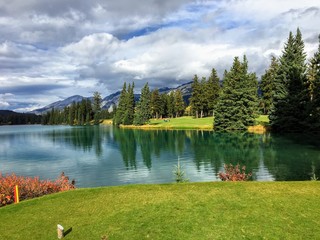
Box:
[1,125,319,187]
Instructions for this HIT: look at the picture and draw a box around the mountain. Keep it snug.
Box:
[166,81,192,104]
[30,95,88,114]
[101,91,141,111]
[31,82,193,115]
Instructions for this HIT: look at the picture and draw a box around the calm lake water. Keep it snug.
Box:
[1,125,319,187]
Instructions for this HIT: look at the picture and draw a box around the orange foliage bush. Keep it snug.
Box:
[0,172,75,207]
[218,163,252,181]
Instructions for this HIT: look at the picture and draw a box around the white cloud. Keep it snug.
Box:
[0,0,320,110]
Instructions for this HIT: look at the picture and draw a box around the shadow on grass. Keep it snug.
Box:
[148,122,161,125]
[64,227,73,237]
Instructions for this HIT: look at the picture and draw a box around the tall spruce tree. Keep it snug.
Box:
[151,89,162,119]
[260,56,279,115]
[123,83,135,125]
[308,35,320,131]
[214,56,258,131]
[174,89,185,117]
[159,93,168,118]
[190,74,201,118]
[134,82,151,125]
[199,77,207,118]
[114,82,127,126]
[93,91,102,125]
[206,68,221,116]
[270,29,309,132]
[167,92,175,118]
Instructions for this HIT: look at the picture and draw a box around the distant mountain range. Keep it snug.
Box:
[30,81,192,115]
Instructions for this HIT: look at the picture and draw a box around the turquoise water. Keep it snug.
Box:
[1,125,319,187]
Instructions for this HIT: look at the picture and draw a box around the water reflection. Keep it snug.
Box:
[111,128,320,181]
[1,125,320,187]
[45,126,103,156]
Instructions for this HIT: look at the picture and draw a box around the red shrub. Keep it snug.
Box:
[0,172,75,207]
[218,163,252,181]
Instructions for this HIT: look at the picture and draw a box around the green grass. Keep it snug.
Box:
[255,115,270,124]
[146,116,213,129]
[1,182,319,239]
[111,115,270,130]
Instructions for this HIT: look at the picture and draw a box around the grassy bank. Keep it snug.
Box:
[104,115,270,131]
[1,182,319,239]
[121,116,214,130]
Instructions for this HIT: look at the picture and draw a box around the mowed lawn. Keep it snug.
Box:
[1,182,319,240]
[108,115,270,130]
[119,116,214,130]
[147,116,214,129]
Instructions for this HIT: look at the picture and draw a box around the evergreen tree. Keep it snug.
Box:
[68,101,76,125]
[270,29,309,132]
[159,93,168,118]
[85,99,93,125]
[167,92,175,118]
[260,56,279,115]
[93,91,102,125]
[123,83,135,125]
[174,89,185,117]
[114,83,127,126]
[151,89,162,119]
[206,68,221,116]
[308,35,320,131]
[134,82,151,125]
[190,74,201,118]
[214,56,258,131]
[199,77,207,118]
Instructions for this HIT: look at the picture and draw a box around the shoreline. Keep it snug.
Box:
[102,118,269,133]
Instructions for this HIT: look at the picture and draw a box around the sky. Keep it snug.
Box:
[0,0,320,112]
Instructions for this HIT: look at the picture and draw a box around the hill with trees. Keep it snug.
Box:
[0,110,41,125]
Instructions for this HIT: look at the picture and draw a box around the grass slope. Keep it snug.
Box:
[121,116,213,130]
[1,182,319,239]
[105,115,270,130]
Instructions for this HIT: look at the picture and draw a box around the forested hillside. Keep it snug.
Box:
[0,110,41,125]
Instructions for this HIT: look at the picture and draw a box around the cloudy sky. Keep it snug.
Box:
[0,0,320,112]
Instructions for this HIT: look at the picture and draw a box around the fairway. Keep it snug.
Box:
[110,115,270,130]
[119,116,213,130]
[1,182,319,240]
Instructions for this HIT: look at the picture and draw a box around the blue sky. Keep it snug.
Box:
[0,0,320,112]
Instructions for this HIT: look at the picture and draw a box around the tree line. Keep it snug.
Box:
[187,28,320,132]
[113,82,185,126]
[41,92,111,125]
[0,110,41,125]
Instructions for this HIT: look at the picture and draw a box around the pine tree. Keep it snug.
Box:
[167,92,175,118]
[123,83,135,125]
[93,92,102,125]
[114,83,127,126]
[214,56,258,131]
[159,93,168,118]
[308,35,320,131]
[85,99,92,125]
[260,56,279,115]
[270,29,309,132]
[190,74,201,118]
[174,89,185,117]
[68,102,76,125]
[199,77,207,118]
[151,89,162,119]
[134,82,151,125]
[206,68,221,116]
